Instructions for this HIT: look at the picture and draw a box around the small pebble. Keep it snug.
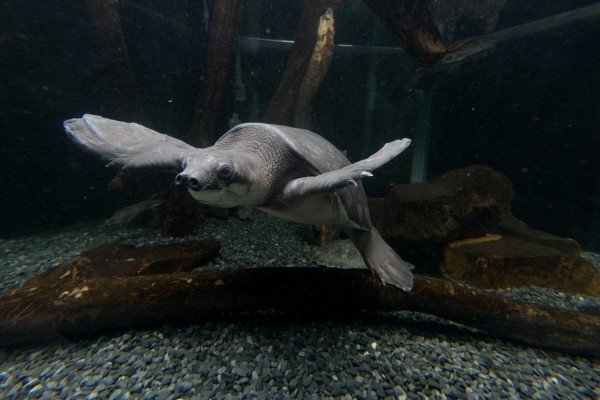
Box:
[177,381,192,392]
[27,384,44,398]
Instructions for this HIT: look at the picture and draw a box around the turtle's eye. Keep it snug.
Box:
[217,165,233,181]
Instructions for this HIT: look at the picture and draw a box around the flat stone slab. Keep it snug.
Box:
[440,235,599,296]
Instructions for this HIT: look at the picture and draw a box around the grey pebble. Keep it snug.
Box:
[82,376,99,387]
[302,374,312,388]
[24,377,40,389]
[27,384,44,398]
[372,382,385,397]
[86,391,100,400]
[40,392,56,400]
[130,383,143,393]
[177,381,192,392]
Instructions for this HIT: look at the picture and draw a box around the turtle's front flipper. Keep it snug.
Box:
[64,114,195,170]
[283,138,411,199]
[346,227,414,292]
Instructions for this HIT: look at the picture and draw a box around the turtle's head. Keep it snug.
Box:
[175,151,257,208]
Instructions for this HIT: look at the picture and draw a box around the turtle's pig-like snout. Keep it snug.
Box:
[175,173,201,190]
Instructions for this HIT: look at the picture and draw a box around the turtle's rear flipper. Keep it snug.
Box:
[345,227,414,292]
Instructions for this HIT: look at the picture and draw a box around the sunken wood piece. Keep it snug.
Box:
[0,247,598,355]
[361,0,459,67]
[189,0,244,147]
[85,0,136,115]
[294,7,335,129]
[262,0,342,125]
[160,185,204,238]
[0,240,221,346]
[24,240,222,284]
[442,3,600,64]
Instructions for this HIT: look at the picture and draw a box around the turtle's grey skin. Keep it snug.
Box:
[64,114,414,291]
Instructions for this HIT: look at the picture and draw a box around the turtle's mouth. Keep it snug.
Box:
[188,187,226,203]
[175,172,230,204]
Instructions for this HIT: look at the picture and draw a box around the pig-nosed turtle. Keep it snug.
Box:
[64,114,414,291]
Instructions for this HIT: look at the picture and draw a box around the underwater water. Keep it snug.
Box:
[1,0,599,398]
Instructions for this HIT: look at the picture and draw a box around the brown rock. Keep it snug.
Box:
[440,235,599,296]
[370,165,592,295]
[378,165,513,246]
[498,214,582,256]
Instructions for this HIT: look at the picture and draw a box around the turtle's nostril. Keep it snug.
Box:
[188,177,200,190]
[175,174,187,186]
[175,174,201,190]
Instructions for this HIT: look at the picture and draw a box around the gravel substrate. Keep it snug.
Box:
[1,213,599,399]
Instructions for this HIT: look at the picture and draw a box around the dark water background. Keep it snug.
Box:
[1,0,598,251]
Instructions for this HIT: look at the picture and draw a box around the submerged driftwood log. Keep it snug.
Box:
[441,3,600,64]
[159,185,204,238]
[294,7,336,129]
[361,0,463,67]
[0,241,598,356]
[263,0,341,126]
[85,0,137,115]
[189,0,244,147]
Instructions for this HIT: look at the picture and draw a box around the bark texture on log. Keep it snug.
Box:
[262,0,342,126]
[189,0,244,147]
[160,185,204,238]
[294,7,336,129]
[0,241,221,345]
[1,246,598,356]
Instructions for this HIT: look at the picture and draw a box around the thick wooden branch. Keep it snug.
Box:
[361,0,459,67]
[262,0,342,125]
[0,242,598,356]
[85,0,136,115]
[442,3,600,64]
[189,0,244,147]
[294,7,336,129]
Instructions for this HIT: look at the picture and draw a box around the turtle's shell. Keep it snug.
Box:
[216,123,350,172]
[214,123,372,231]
